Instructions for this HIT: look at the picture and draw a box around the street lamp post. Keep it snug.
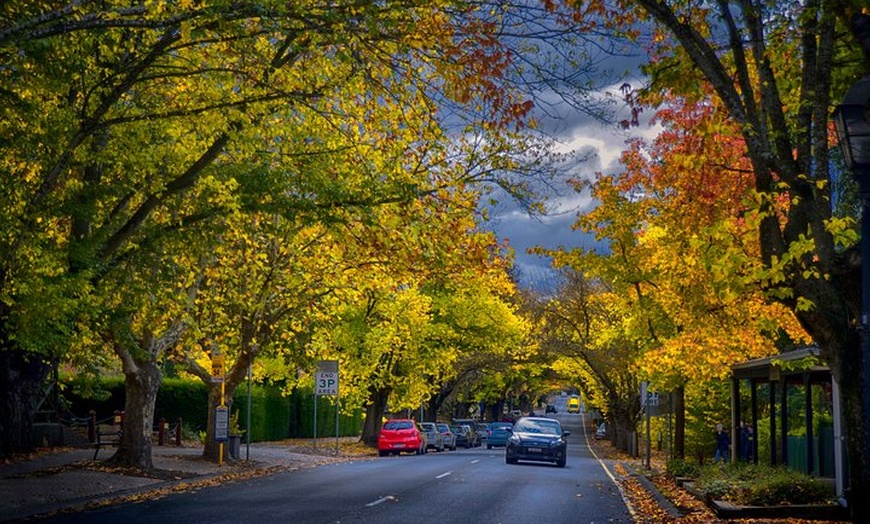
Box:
[834,75,870,510]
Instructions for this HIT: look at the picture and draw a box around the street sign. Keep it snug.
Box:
[315,360,339,395]
[640,382,659,408]
[316,371,338,395]
[211,354,225,382]
[214,406,229,442]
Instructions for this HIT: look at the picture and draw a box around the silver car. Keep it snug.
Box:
[436,423,457,450]
[419,422,445,451]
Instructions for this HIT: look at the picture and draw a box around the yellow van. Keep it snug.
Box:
[567,396,580,413]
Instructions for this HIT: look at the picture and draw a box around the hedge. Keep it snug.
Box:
[61,376,362,441]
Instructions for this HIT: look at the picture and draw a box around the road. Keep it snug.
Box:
[41,404,632,524]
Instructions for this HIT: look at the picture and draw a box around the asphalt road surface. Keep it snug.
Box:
[40,408,631,524]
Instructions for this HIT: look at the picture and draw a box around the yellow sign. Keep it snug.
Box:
[211,354,225,377]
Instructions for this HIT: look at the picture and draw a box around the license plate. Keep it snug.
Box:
[394,443,405,448]
[527,447,542,453]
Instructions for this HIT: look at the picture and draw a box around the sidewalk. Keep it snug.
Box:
[0,442,355,522]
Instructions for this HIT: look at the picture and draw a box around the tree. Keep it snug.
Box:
[554,0,870,515]
[0,0,548,468]
[539,270,642,452]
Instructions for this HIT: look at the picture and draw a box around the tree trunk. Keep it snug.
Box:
[673,386,685,460]
[0,348,51,457]
[110,358,161,471]
[360,386,391,447]
[793,276,868,519]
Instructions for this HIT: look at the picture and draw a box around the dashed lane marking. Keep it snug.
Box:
[366,495,396,507]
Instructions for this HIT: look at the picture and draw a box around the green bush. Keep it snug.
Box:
[666,458,701,479]
[694,463,834,506]
[60,375,363,441]
[744,469,833,506]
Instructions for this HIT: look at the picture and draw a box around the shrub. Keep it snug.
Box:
[743,469,833,506]
[694,463,834,506]
[667,458,701,479]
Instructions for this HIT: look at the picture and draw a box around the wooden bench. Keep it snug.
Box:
[94,424,123,459]
[92,411,124,459]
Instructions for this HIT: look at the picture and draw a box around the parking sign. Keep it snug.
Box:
[316,360,339,395]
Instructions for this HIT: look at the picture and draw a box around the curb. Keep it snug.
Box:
[619,461,684,518]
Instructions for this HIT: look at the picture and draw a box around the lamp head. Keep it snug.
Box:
[835,76,870,186]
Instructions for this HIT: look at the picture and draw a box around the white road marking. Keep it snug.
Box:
[436,471,452,479]
[366,495,396,507]
[470,459,480,464]
[583,413,636,518]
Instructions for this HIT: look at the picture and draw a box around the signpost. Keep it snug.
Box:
[212,352,226,465]
[641,382,653,469]
[314,360,339,455]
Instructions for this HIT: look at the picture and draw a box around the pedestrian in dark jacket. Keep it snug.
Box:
[714,423,730,464]
[740,423,755,462]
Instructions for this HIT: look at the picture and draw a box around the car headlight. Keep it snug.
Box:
[508,435,520,444]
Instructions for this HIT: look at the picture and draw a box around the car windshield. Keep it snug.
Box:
[490,423,511,430]
[450,426,464,433]
[384,420,413,430]
[437,424,450,431]
[514,419,562,435]
[420,423,436,430]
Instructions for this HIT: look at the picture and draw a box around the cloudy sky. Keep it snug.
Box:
[460,9,660,291]
[486,81,658,291]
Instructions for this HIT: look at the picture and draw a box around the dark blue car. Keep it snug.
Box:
[505,417,569,467]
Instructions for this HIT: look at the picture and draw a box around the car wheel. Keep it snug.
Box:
[556,457,566,468]
[506,456,517,464]
[487,444,493,449]
[379,450,387,457]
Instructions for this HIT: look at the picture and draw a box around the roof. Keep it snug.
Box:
[731,346,830,380]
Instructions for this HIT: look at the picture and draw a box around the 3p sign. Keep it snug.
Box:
[315,360,339,395]
[316,371,338,395]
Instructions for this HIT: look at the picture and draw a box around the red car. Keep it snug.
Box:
[378,419,427,456]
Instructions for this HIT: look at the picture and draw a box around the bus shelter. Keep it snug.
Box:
[730,346,846,498]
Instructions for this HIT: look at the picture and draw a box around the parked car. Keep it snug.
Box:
[486,421,513,449]
[594,423,606,440]
[505,416,569,467]
[419,422,445,452]
[451,425,475,448]
[475,423,489,442]
[436,423,457,450]
[464,425,482,447]
[378,419,426,456]
[545,404,557,414]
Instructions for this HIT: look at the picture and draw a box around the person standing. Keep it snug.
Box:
[714,423,730,464]
[742,423,755,462]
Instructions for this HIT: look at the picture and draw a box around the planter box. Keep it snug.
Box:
[682,481,848,521]
[711,499,849,521]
